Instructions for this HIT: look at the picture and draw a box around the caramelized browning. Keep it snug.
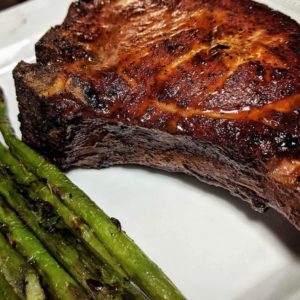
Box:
[13,0,300,228]
[33,0,300,136]
[269,158,300,188]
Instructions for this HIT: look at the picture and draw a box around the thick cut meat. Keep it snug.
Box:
[13,0,300,228]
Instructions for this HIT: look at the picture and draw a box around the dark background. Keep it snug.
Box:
[0,0,27,11]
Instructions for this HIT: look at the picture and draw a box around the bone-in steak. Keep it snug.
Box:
[13,0,300,228]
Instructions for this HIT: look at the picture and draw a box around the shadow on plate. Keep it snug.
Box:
[121,165,300,258]
[237,263,300,300]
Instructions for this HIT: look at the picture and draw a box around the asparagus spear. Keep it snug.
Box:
[0,270,22,300]
[0,143,126,276]
[0,171,134,299]
[0,145,146,299]
[0,232,45,300]
[0,89,185,300]
[25,269,45,300]
[0,196,88,300]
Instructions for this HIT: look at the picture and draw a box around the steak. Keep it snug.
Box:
[13,0,300,228]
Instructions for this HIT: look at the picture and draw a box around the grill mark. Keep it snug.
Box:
[155,29,287,100]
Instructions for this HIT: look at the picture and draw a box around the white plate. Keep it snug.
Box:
[0,1,300,299]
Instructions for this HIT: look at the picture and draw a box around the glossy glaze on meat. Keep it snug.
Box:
[13,0,300,228]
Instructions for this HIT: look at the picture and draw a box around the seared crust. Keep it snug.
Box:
[14,0,300,228]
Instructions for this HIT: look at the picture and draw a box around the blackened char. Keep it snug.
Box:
[13,0,300,229]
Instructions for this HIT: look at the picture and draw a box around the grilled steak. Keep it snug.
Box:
[13,0,300,228]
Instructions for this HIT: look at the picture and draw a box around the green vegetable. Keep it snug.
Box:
[0,88,185,299]
[0,144,146,299]
[0,232,45,300]
[0,196,88,300]
[25,269,45,300]
[0,171,138,299]
[0,269,22,300]
[0,143,125,274]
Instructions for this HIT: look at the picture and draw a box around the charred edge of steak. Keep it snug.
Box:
[13,63,67,163]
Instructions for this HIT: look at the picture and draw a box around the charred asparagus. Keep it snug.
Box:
[0,232,45,300]
[0,270,22,300]
[0,88,184,300]
[0,171,144,299]
[0,196,88,300]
